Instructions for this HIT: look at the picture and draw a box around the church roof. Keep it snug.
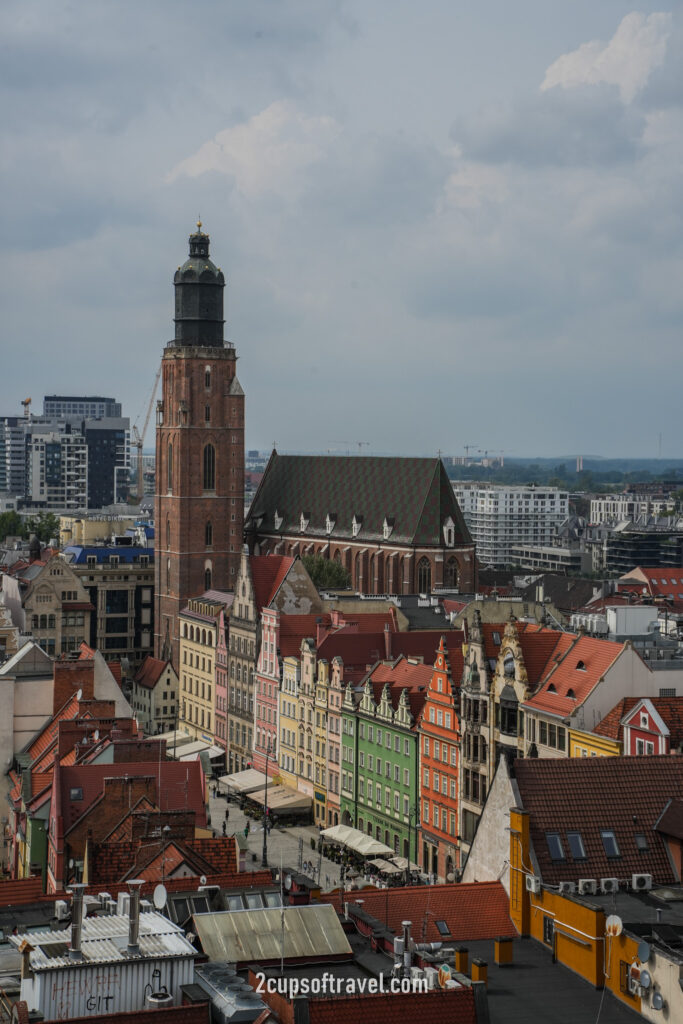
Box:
[245,453,471,548]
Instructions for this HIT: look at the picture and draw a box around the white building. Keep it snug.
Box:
[590,494,675,524]
[453,484,568,568]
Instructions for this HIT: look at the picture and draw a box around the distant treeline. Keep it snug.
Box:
[448,458,683,492]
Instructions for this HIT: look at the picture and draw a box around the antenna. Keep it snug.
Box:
[76,688,83,702]
[153,883,168,911]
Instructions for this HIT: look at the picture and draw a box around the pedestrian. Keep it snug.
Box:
[244,823,249,838]
[225,807,229,822]
[222,821,226,836]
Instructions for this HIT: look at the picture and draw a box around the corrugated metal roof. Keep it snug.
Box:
[193,904,351,963]
[11,911,196,970]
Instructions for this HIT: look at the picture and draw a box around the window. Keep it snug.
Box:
[601,830,620,858]
[167,441,173,490]
[205,521,213,547]
[423,736,429,755]
[542,915,554,947]
[203,444,216,490]
[635,833,649,852]
[566,832,586,860]
[546,832,565,861]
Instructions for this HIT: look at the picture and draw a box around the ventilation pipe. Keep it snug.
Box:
[69,883,87,961]
[402,921,412,975]
[127,879,145,954]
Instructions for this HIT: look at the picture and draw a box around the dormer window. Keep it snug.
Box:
[352,515,363,538]
[300,512,309,533]
[576,660,586,671]
[383,517,394,540]
[274,510,283,531]
[443,516,455,547]
[325,513,336,535]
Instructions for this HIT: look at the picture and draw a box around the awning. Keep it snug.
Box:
[179,743,225,762]
[390,856,420,872]
[193,905,351,963]
[321,824,393,858]
[219,768,268,794]
[368,858,402,874]
[247,785,312,814]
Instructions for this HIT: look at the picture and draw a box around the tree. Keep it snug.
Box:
[0,510,26,543]
[27,512,60,544]
[302,554,351,590]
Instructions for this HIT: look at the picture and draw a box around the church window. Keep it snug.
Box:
[205,367,211,389]
[166,518,171,549]
[205,405,211,423]
[417,557,431,593]
[445,557,458,589]
[167,442,173,491]
[205,566,212,590]
[203,444,216,490]
[205,521,213,547]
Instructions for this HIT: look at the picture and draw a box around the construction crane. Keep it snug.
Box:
[21,397,31,419]
[463,443,478,458]
[132,365,161,501]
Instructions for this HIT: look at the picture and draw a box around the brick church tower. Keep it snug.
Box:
[154,223,244,666]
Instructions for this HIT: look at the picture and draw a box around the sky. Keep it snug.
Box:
[2,1,683,459]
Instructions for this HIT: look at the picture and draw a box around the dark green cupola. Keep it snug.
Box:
[173,221,225,347]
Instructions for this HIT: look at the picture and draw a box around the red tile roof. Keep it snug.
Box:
[25,694,80,761]
[523,633,627,716]
[0,877,43,906]
[595,696,683,746]
[277,614,324,656]
[134,656,169,689]
[251,555,296,612]
[321,881,514,942]
[514,755,683,885]
[593,697,639,740]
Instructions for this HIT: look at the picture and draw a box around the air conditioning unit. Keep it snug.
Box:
[55,899,69,921]
[632,873,653,891]
[558,881,576,895]
[525,875,541,893]
[117,892,131,916]
[98,892,112,907]
[578,879,597,895]
[600,877,619,894]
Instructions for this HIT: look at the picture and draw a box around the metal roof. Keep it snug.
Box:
[193,904,351,963]
[11,911,196,971]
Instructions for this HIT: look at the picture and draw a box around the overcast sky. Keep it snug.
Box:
[2,2,682,459]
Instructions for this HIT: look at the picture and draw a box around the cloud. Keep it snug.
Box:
[541,11,672,104]
[167,101,341,199]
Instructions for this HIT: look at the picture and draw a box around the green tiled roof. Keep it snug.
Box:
[245,453,471,547]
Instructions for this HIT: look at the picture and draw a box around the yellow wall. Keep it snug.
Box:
[569,728,621,758]
[59,516,135,547]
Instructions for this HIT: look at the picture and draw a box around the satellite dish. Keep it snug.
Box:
[605,915,623,937]
[652,992,665,1011]
[638,940,652,963]
[153,884,168,910]
[284,874,292,891]
[199,875,207,886]
[93,729,99,741]
[76,688,83,702]
[639,969,652,990]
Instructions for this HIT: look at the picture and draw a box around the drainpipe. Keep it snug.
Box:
[69,883,87,961]
[127,879,145,954]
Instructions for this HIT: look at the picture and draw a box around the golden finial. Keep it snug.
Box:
[197,216,202,231]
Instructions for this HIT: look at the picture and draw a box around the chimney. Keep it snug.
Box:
[69,883,87,960]
[384,623,392,660]
[127,879,145,954]
[402,920,412,975]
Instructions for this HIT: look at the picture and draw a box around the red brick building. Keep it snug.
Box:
[245,453,476,595]
[418,636,462,879]
[155,224,244,668]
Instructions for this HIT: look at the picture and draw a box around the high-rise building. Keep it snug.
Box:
[453,483,568,569]
[154,224,245,666]
[43,395,122,419]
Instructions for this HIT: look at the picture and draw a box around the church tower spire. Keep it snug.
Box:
[154,225,245,668]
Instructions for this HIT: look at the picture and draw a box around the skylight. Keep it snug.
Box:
[435,920,452,937]
[546,832,565,861]
[566,831,586,860]
[601,830,620,858]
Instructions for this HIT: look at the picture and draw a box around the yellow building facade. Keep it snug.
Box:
[179,595,226,742]
[568,727,620,758]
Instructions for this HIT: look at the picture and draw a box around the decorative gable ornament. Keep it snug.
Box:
[383,516,395,540]
[299,512,309,533]
[352,514,363,538]
[274,510,283,531]
[325,513,337,535]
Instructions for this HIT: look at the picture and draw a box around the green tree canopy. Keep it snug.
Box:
[302,554,351,590]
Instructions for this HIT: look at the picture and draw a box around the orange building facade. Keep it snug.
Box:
[418,637,461,880]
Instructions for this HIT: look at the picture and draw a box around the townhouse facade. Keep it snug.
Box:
[178,591,232,743]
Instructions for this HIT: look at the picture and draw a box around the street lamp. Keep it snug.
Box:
[407,806,420,884]
[262,739,273,868]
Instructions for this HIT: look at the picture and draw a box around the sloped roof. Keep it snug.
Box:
[514,755,683,885]
[250,554,295,612]
[593,697,639,740]
[595,696,683,746]
[320,881,514,942]
[246,453,471,547]
[23,693,80,759]
[277,614,323,656]
[523,633,628,717]
[135,656,169,689]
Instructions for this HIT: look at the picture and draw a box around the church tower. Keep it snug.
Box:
[154,224,244,666]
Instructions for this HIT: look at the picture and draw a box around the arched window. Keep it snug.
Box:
[183,623,188,638]
[205,367,211,389]
[444,556,458,589]
[167,441,173,491]
[166,557,171,589]
[417,557,432,593]
[166,517,171,550]
[205,566,212,590]
[202,629,207,645]
[203,444,216,490]
[237,664,241,682]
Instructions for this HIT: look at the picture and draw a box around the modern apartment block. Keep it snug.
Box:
[590,493,675,524]
[453,483,568,568]
[43,395,122,419]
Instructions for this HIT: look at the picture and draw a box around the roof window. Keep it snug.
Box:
[576,660,586,671]
[566,831,586,860]
[635,833,649,853]
[435,920,452,937]
[546,832,565,861]
[601,829,620,858]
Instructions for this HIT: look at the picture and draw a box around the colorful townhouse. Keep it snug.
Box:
[341,656,429,858]
[419,636,463,880]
